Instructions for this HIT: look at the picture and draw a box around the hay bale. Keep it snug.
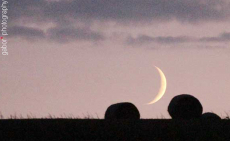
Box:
[201,112,221,120]
[168,94,203,119]
[105,102,140,119]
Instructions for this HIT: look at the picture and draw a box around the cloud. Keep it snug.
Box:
[46,26,105,43]
[8,25,230,45]
[8,0,47,25]
[9,26,45,40]
[7,0,230,45]
[8,25,105,43]
[9,0,230,25]
[127,32,230,45]
[127,35,194,44]
[199,32,230,42]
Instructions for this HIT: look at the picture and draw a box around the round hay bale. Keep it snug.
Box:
[105,102,140,119]
[168,94,203,119]
[201,112,221,120]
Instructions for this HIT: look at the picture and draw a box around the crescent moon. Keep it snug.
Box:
[147,66,167,104]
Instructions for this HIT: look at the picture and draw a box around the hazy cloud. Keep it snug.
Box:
[9,26,45,40]
[199,32,230,42]
[127,35,194,45]
[9,0,230,25]
[8,25,105,43]
[8,0,230,45]
[46,26,105,43]
[127,32,230,45]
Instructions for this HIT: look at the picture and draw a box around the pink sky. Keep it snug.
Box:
[0,0,230,118]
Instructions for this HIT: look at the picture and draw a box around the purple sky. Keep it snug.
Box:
[1,0,230,118]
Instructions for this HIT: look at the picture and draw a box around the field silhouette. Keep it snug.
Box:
[1,94,230,140]
[0,118,230,140]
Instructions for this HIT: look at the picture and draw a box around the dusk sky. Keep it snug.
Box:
[1,0,230,118]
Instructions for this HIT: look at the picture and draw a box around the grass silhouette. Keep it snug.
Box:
[0,112,230,140]
[0,112,100,119]
[0,112,229,119]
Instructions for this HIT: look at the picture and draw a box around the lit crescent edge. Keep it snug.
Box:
[147,66,167,105]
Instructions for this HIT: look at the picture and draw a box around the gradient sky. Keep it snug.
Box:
[1,0,230,118]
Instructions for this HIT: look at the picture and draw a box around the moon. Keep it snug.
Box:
[147,66,167,104]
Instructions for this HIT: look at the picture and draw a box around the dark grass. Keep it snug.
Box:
[0,113,230,140]
[0,118,230,140]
